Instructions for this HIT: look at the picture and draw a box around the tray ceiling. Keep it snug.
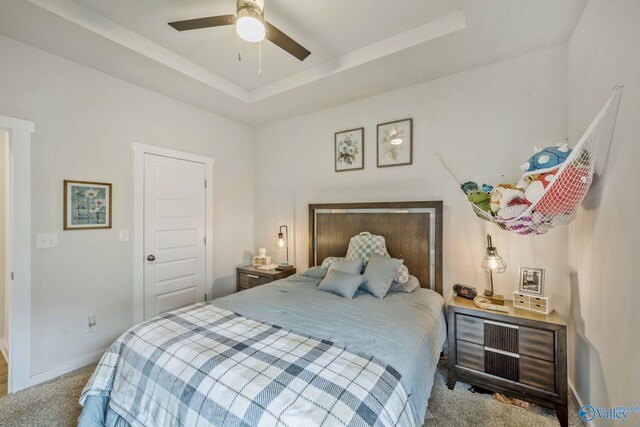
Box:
[0,0,586,125]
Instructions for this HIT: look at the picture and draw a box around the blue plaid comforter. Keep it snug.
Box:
[80,303,415,427]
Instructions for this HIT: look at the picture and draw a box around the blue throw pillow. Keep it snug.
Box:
[327,258,364,275]
[303,266,328,279]
[363,254,403,299]
[317,270,364,299]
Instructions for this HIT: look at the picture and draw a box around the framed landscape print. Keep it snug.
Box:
[334,127,364,172]
[377,118,413,167]
[518,267,545,296]
[64,180,112,230]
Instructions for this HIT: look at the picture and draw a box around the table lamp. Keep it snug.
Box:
[481,234,506,305]
[275,225,294,271]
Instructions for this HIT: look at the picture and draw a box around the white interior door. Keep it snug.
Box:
[144,154,206,320]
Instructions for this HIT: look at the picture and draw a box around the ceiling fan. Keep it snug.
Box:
[168,0,311,62]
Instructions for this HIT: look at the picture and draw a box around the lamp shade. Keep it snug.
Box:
[274,225,289,264]
[481,235,506,273]
[275,233,287,248]
[236,6,265,42]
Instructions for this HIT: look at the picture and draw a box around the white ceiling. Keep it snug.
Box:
[0,0,586,126]
[74,0,464,91]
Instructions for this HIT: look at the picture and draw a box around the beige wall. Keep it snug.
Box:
[0,35,255,376]
[568,0,640,422]
[253,46,571,314]
[0,131,6,350]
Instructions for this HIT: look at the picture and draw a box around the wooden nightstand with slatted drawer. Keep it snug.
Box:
[235,265,296,292]
[447,295,568,427]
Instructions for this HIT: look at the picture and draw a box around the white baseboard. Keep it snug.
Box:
[29,349,104,387]
[569,380,585,408]
[0,338,7,361]
[569,380,591,426]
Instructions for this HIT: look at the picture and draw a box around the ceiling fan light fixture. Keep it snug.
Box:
[236,3,265,43]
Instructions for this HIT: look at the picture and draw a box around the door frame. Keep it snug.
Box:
[132,142,214,323]
[0,115,34,392]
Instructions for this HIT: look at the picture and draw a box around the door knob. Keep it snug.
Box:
[147,254,156,261]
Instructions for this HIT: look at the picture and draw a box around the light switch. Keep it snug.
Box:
[119,229,129,242]
[36,233,58,249]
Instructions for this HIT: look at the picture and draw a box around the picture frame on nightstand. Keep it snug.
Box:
[518,267,545,296]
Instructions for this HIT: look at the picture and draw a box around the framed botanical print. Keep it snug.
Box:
[334,127,364,172]
[377,118,413,167]
[64,180,112,230]
[518,267,545,296]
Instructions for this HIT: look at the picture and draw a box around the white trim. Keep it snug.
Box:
[132,142,214,323]
[483,346,520,358]
[568,380,595,426]
[0,114,34,393]
[132,143,216,167]
[250,10,467,102]
[569,380,585,407]
[29,349,104,387]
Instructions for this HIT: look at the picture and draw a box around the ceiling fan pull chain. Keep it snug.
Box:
[258,41,262,77]
[238,36,242,61]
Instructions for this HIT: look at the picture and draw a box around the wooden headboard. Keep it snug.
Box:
[308,201,443,295]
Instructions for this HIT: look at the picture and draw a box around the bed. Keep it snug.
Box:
[79,201,446,427]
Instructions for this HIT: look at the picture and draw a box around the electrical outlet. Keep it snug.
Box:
[87,315,97,333]
[36,233,58,249]
[119,229,129,242]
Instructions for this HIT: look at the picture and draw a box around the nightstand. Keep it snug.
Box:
[235,265,297,292]
[447,295,568,427]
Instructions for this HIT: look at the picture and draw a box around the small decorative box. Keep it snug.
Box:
[513,291,553,315]
[252,256,271,267]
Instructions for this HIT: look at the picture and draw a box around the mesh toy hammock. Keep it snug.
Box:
[440,86,623,236]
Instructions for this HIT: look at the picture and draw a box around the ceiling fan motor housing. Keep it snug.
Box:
[236,0,265,20]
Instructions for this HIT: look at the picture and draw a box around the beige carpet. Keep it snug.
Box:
[0,364,94,427]
[425,362,584,427]
[0,362,583,427]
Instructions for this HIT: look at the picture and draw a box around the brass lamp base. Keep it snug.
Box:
[484,291,505,305]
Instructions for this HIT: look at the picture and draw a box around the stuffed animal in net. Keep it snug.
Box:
[524,172,556,205]
[489,184,525,214]
[467,189,491,212]
[520,143,572,177]
[481,183,493,195]
[461,181,479,194]
[534,165,591,215]
[498,198,528,220]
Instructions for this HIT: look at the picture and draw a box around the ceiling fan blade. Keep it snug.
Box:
[265,21,310,61]
[168,15,236,31]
